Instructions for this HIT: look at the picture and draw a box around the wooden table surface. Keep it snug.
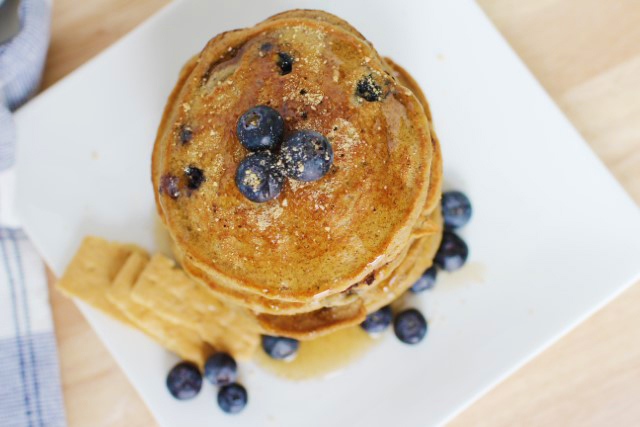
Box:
[42,1,640,426]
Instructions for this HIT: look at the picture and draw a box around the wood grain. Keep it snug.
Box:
[41,1,640,426]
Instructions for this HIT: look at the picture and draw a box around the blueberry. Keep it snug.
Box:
[434,231,468,272]
[276,52,293,75]
[261,335,299,360]
[260,42,273,53]
[356,74,383,102]
[235,152,284,203]
[360,305,392,334]
[362,272,375,285]
[217,383,248,414]
[410,266,437,293]
[393,308,427,345]
[166,361,202,400]
[159,174,180,199]
[204,352,237,386]
[236,106,284,152]
[179,125,193,144]
[184,166,205,190]
[441,191,472,229]
[281,130,333,182]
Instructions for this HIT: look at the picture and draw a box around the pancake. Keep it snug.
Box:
[174,57,442,310]
[152,10,434,303]
[171,192,437,315]
[250,207,441,338]
[361,209,443,312]
[165,58,443,321]
[173,142,440,310]
[384,58,443,222]
[254,208,442,339]
[176,228,413,314]
[255,300,366,340]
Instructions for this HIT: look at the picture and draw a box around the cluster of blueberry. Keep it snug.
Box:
[360,305,428,344]
[360,191,473,344]
[165,190,471,407]
[243,192,472,361]
[166,352,247,414]
[433,191,472,272]
[234,106,334,202]
[164,335,301,413]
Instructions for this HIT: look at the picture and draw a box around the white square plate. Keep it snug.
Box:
[14,0,640,426]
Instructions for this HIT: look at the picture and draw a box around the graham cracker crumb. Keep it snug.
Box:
[255,205,284,232]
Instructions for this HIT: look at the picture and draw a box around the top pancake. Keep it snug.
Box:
[152,10,433,301]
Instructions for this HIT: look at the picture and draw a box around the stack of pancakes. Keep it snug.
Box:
[152,10,443,340]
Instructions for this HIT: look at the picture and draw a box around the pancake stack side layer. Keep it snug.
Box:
[152,10,443,340]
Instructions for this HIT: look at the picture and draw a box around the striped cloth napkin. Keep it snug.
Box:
[0,0,66,426]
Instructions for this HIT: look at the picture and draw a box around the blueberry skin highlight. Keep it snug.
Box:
[179,124,193,144]
[236,106,284,152]
[276,52,293,75]
[166,361,202,400]
[235,152,284,203]
[441,191,472,230]
[281,130,333,182]
[217,383,248,414]
[394,309,428,345]
[360,305,393,334]
[183,166,205,190]
[204,352,237,386]
[410,266,437,293]
[261,335,299,360]
[434,231,468,272]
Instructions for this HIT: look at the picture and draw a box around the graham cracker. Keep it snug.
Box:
[130,254,259,359]
[55,236,142,326]
[107,251,209,366]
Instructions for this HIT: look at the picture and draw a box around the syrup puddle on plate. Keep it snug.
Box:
[437,262,486,289]
[254,326,379,380]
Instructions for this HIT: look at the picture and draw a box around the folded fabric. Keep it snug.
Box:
[0,0,50,170]
[0,228,65,427]
[0,102,15,171]
[0,1,66,426]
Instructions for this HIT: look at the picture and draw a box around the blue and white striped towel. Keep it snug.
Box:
[0,0,66,426]
[0,229,65,427]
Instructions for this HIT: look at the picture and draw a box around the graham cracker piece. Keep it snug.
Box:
[130,254,259,359]
[107,251,209,366]
[55,236,144,326]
